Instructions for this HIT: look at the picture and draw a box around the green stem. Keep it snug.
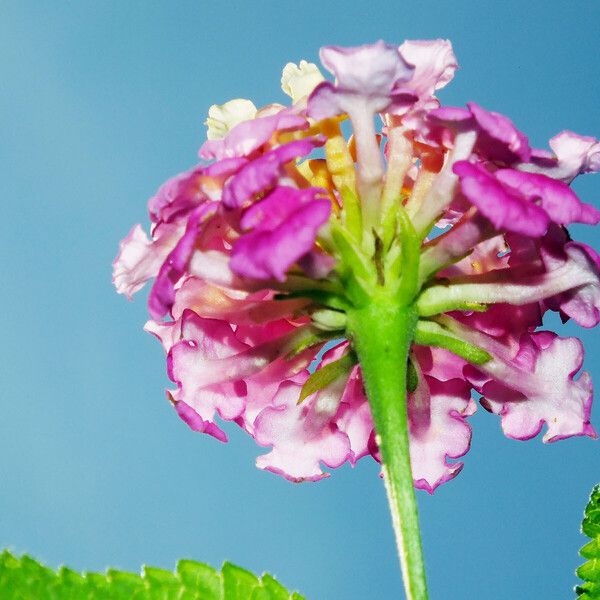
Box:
[347,297,428,600]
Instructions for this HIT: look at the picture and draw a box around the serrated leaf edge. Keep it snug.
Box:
[0,550,306,600]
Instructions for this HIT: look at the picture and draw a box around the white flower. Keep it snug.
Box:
[281,60,324,104]
[205,98,257,140]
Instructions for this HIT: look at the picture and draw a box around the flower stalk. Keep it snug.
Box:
[348,298,427,600]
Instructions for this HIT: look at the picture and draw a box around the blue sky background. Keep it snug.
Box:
[1,2,599,598]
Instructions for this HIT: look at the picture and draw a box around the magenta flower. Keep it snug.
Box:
[114,39,600,600]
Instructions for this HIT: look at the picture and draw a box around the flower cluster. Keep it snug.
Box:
[114,40,600,491]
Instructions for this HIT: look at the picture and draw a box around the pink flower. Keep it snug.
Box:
[115,39,600,490]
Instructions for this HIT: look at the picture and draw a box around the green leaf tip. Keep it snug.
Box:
[0,550,306,600]
[298,351,355,404]
[577,484,600,598]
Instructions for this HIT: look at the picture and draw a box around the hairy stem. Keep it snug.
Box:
[347,298,428,600]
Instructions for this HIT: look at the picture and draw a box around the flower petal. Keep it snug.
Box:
[545,242,600,328]
[527,130,600,182]
[222,139,321,208]
[112,223,182,299]
[174,399,228,443]
[205,98,257,141]
[199,111,308,160]
[254,376,351,482]
[335,365,373,464]
[467,101,531,164]
[231,187,331,281]
[147,165,208,224]
[409,376,475,494]
[172,276,309,325]
[399,39,457,98]
[495,169,600,226]
[453,161,549,236]
[467,332,596,442]
[308,41,414,119]
[166,311,249,438]
[148,202,218,319]
[281,60,325,104]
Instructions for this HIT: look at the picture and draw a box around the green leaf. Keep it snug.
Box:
[0,550,305,600]
[577,485,600,598]
[177,559,222,599]
[283,330,335,360]
[223,562,260,600]
[406,358,419,394]
[298,352,355,403]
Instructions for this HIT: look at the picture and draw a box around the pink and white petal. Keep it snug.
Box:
[148,202,218,320]
[546,242,600,328]
[112,223,181,299]
[144,318,182,353]
[473,332,597,442]
[234,319,301,346]
[409,377,475,493]
[399,39,457,98]
[172,276,309,325]
[240,352,316,432]
[527,130,600,183]
[415,345,468,382]
[173,398,228,443]
[168,310,246,383]
[456,302,542,346]
[254,377,351,482]
[308,41,414,119]
[199,111,308,160]
[166,312,251,431]
[168,310,303,391]
[335,366,373,463]
[320,41,414,96]
[147,165,207,224]
[188,249,240,290]
[550,131,600,176]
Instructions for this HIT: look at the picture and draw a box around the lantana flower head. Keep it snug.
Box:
[114,39,600,492]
